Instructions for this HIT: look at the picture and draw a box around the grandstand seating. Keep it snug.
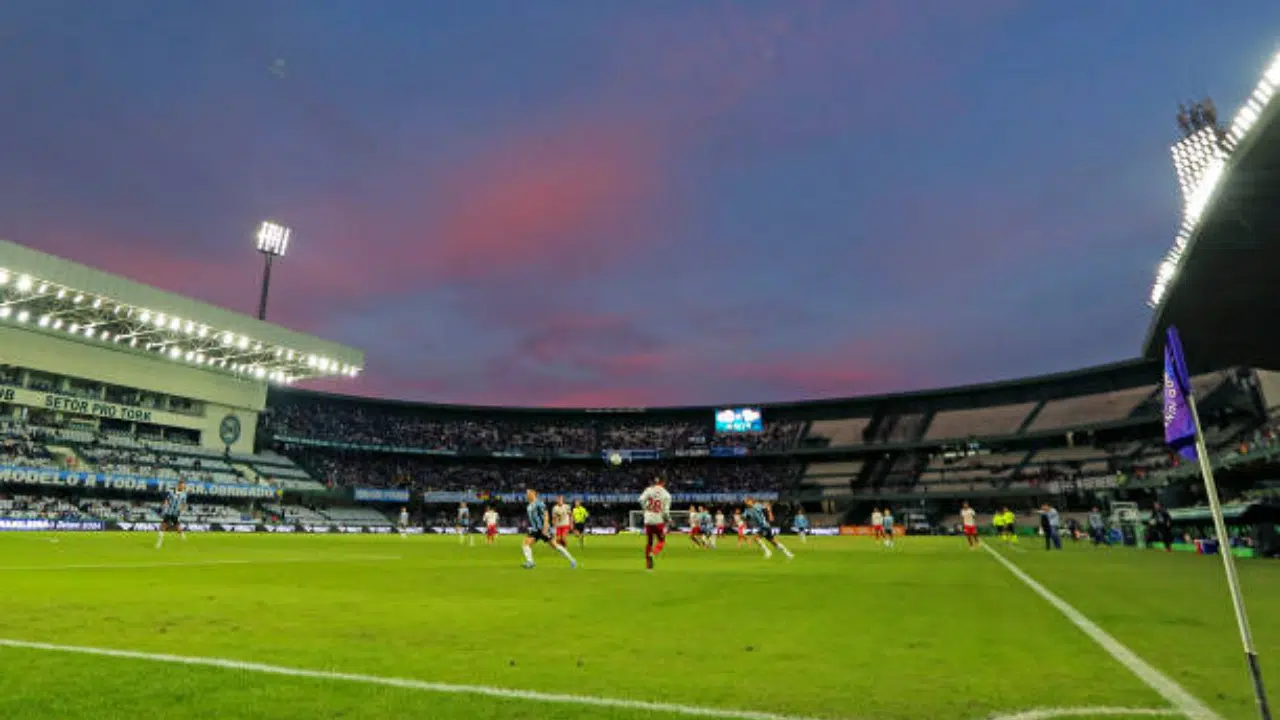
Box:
[803,462,863,488]
[923,403,1037,440]
[1026,386,1155,431]
[806,418,870,446]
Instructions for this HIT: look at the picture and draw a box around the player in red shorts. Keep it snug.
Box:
[687,505,708,548]
[551,495,573,546]
[639,477,672,570]
[871,508,884,541]
[482,506,499,545]
[960,501,979,549]
[734,509,747,547]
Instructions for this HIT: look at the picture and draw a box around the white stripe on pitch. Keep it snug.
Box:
[0,555,402,572]
[987,707,1182,720]
[983,545,1220,720]
[0,638,833,720]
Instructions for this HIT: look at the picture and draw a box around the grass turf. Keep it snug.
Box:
[0,532,1273,719]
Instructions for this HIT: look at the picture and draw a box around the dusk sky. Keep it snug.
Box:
[2,2,1278,407]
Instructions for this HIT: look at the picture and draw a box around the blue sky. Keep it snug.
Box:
[2,1,1278,406]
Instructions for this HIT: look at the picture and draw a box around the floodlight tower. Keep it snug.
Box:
[255,220,291,321]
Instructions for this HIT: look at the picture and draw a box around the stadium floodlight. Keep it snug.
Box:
[0,307,10,319]
[16,310,28,323]
[255,220,291,321]
[16,275,31,292]
[0,269,9,286]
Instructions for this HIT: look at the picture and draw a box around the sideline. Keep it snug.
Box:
[982,545,1220,720]
[0,555,402,571]
[0,637,833,720]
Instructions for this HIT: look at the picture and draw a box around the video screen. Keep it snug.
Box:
[714,407,763,433]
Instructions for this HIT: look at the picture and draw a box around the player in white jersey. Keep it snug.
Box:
[960,501,979,549]
[715,509,726,539]
[638,477,672,570]
[870,508,884,542]
[734,509,747,547]
[483,507,499,545]
[687,505,708,548]
[552,496,573,547]
[398,507,410,538]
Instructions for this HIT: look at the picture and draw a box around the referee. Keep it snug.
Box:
[1151,502,1174,552]
[572,500,590,548]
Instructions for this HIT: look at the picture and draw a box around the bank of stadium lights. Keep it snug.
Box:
[0,267,359,382]
[255,220,290,322]
[1149,48,1280,309]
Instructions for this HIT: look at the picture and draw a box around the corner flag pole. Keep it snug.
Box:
[1168,327,1271,719]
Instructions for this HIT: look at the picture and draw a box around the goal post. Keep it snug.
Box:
[627,510,692,532]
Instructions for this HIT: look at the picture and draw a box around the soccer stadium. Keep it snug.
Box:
[4,15,1280,720]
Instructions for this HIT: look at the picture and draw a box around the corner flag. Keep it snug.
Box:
[1162,326,1197,460]
[1163,325,1271,720]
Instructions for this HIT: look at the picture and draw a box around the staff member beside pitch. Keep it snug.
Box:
[572,500,589,548]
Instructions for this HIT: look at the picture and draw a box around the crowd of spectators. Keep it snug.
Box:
[291,447,801,495]
[266,402,805,455]
[1,422,57,468]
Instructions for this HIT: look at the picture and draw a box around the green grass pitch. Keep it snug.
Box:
[0,532,1275,720]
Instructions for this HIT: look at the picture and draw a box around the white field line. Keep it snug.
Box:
[0,637,834,720]
[0,555,402,571]
[987,707,1183,720]
[983,545,1220,720]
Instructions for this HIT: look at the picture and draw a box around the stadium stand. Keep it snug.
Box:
[805,418,871,446]
[1026,386,1156,431]
[923,403,1037,440]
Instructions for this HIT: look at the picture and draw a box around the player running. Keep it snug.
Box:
[398,506,410,538]
[871,507,884,542]
[960,501,979,549]
[734,508,747,547]
[456,503,473,546]
[156,480,188,549]
[483,506,499,545]
[699,506,717,549]
[687,505,708,548]
[639,477,672,570]
[572,500,589,548]
[793,508,811,543]
[715,509,726,540]
[521,489,576,569]
[743,498,793,559]
[881,507,895,548]
[552,495,573,547]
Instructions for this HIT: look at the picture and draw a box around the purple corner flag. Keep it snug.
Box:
[1163,326,1198,460]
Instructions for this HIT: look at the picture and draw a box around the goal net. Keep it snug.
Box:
[627,510,693,532]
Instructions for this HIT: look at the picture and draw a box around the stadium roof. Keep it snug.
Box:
[1143,50,1280,372]
[0,239,364,384]
[271,357,1162,417]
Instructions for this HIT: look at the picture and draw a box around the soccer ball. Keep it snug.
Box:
[608,453,623,466]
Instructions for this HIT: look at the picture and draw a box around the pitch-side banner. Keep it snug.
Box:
[353,487,411,503]
[0,465,279,498]
[422,490,778,504]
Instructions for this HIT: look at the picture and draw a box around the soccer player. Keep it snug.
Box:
[960,501,979,549]
[734,508,747,547]
[639,477,672,570]
[1087,506,1109,546]
[870,507,884,542]
[456,502,473,546]
[156,480,187,549]
[881,507,895,548]
[398,506,410,538]
[522,489,576,569]
[743,498,793,559]
[572,500,589,548]
[793,508,811,543]
[687,505,707,548]
[483,506,499,545]
[715,508,726,540]
[1001,507,1019,545]
[552,495,573,547]
[699,506,717,549]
